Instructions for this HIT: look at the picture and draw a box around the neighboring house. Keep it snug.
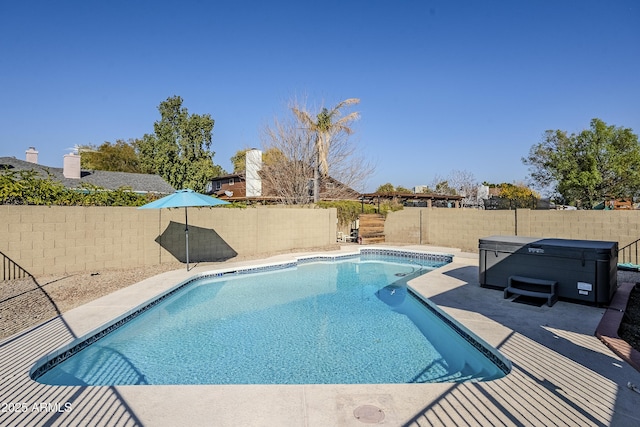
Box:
[314,175,361,201]
[209,171,250,199]
[0,148,175,194]
[209,149,264,200]
[593,198,638,210]
[207,149,360,203]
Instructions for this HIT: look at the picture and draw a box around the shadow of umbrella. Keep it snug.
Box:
[138,189,230,270]
[156,221,238,264]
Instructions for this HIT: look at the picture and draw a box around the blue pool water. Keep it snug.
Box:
[34,252,510,385]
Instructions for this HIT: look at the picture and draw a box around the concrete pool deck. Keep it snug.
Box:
[1,245,640,426]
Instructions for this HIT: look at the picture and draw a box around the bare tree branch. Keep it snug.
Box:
[260,98,374,204]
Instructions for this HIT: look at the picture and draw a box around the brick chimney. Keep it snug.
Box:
[25,147,39,164]
[63,152,81,179]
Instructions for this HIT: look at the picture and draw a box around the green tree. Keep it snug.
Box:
[136,96,224,192]
[80,140,141,172]
[376,183,395,194]
[374,183,412,194]
[498,182,540,208]
[230,150,246,173]
[291,98,360,202]
[523,119,640,207]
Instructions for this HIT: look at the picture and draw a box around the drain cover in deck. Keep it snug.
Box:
[353,405,385,423]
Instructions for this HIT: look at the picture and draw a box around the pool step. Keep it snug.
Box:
[431,362,497,383]
[459,362,504,382]
[410,360,499,383]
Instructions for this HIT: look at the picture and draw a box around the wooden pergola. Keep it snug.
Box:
[359,192,464,208]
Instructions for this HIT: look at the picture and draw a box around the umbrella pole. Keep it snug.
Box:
[185,207,189,271]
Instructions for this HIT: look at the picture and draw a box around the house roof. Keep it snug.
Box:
[0,157,175,194]
[211,171,245,181]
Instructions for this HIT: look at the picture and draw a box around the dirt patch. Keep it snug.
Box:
[619,283,640,353]
[0,263,183,339]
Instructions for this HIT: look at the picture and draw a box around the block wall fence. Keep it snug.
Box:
[0,205,337,278]
[385,208,640,252]
[3,205,639,279]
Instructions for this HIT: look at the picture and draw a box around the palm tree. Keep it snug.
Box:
[291,98,360,202]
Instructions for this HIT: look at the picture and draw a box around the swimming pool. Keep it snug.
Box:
[32,249,510,385]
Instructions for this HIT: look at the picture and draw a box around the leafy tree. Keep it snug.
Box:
[523,119,640,207]
[374,183,411,194]
[497,182,538,198]
[291,98,361,202]
[80,139,142,173]
[136,96,225,192]
[375,183,395,194]
[498,182,540,208]
[230,150,246,173]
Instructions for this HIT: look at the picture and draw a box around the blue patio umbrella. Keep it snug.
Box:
[138,189,230,270]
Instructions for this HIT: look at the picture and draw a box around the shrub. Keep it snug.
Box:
[317,200,402,226]
[0,169,157,206]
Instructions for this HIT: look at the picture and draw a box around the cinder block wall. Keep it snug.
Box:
[5,204,639,278]
[524,209,639,245]
[386,208,640,253]
[385,208,515,251]
[422,209,515,252]
[383,209,422,244]
[0,205,337,278]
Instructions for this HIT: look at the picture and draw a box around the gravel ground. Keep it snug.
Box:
[0,263,184,339]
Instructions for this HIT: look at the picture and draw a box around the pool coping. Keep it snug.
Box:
[2,244,640,426]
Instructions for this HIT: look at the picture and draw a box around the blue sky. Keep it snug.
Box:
[1,0,638,192]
